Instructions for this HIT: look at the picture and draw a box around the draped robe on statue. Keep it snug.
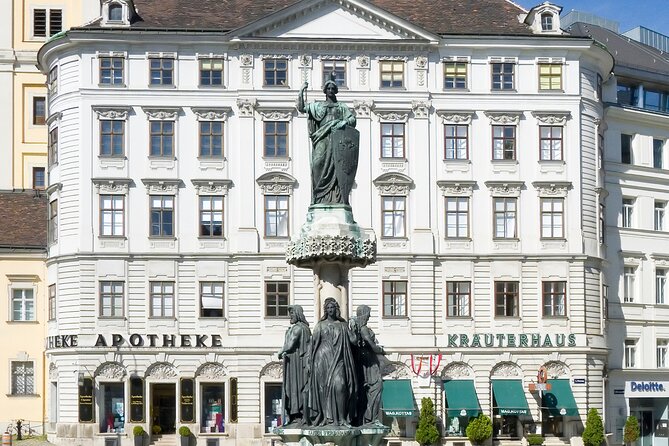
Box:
[303,101,356,205]
[280,320,311,424]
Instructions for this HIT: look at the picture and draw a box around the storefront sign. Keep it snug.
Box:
[180,378,195,423]
[78,377,95,423]
[625,381,669,397]
[129,377,144,423]
[46,333,224,350]
[385,410,415,417]
[444,333,576,348]
[573,378,586,384]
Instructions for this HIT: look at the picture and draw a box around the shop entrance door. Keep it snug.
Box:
[151,383,176,434]
[640,411,653,446]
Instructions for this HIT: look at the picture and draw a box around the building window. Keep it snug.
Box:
[48,127,58,166]
[264,382,283,433]
[445,197,469,238]
[491,63,514,90]
[200,282,224,318]
[622,198,634,228]
[380,61,404,88]
[149,281,174,318]
[538,64,562,90]
[655,201,666,231]
[199,58,224,86]
[658,340,669,368]
[265,281,289,317]
[382,196,406,238]
[446,281,470,317]
[539,126,562,160]
[32,167,46,190]
[100,195,124,237]
[99,57,124,85]
[322,60,346,88]
[617,84,638,106]
[657,269,666,304]
[264,121,288,157]
[621,134,633,164]
[199,121,224,158]
[542,281,566,317]
[33,96,46,125]
[99,382,124,434]
[100,281,124,318]
[49,200,58,243]
[48,284,56,321]
[150,195,174,237]
[383,280,407,318]
[33,8,62,38]
[199,196,223,237]
[149,121,174,157]
[264,59,288,86]
[492,125,516,160]
[264,195,289,238]
[541,13,554,31]
[444,125,468,160]
[644,90,669,113]
[625,339,637,368]
[654,139,665,169]
[381,123,405,158]
[100,120,125,156]
[540,198,564,238]
[494,281,519,317]
[11,361,34,395]
[11,289,35,321]
[47,67,58,94]
[149,58,174,86]
[599,203,606,244]
[444,62,467,89]
[200,384,225,433]
[624,266,636,303]
[493,197,517,238]
[108,3,123,21]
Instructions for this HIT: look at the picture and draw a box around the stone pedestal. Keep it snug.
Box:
[286,204,376,318]
[273,426,389,446]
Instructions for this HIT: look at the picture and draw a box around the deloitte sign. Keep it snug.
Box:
[625,381,669,398]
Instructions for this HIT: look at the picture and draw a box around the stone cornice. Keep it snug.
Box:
[191,179,233,195]
[531,111,571,125]
[437,111,475,124]
[484,111,522,125]
[375,110,409,122]
[256,172,297,195]
[192,108,231,121]
[93,106,132,120]
[92,178,132,194]
[485,181,524,197]
[373,173,414,195]
[437,181,476,196]
[142,107,181,120]
[532,181,572,197]
[257,109,295,121]
[141,178,181,194]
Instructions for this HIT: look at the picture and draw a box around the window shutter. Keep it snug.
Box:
[49,9,63,36]
[33,9,47,37]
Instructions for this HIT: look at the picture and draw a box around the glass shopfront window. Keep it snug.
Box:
[264,382,282,432]
[99,382,125,433]
[493,415,520,438]
[200,384,225,433]
[445,415,471,436]
[542,414,564,436]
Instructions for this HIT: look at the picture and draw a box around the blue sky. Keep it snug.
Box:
[515,0,669,34]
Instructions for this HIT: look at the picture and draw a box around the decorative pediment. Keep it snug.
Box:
[491,361,522,378]
[146,362,177,380]
[93,106,132,120]
[620,251,645,265]
[141,178,181,194]
[93,178,132,194]
[485,181,524,197]
[191,179,233,195]
[531,111,571,126]
[233,0,439,42]
[196,363,227,380]
[437,111,475,125]
[142,107,181,120]
[484,111,522,125]
[256,172,298,195]
[382,362,412,379]
[373,173,414,195]
[375,110,409,122]
[437,181,476,197]
[543,361,570,379]
[95,362,127,380]
[441,362,474,379]
[258,109,295,121]
[532,181,572,198]
[260,362,284,380]
[192,108,231,121]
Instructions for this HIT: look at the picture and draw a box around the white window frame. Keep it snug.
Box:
[622,198,634,228]
[9,287,36,322]
[625,339,637,368]
[540,198,564,239]
[623,266,636,303]
[658,340,669,368]
[657,268,667,304]
[99,280,124,318]
[655,201,666,231]
[445,196,469,238]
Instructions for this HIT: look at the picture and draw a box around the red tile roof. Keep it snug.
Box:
[0,191,48,249]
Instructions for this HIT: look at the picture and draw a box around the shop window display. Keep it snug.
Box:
[445,415,471,436]
[100,382,125,433]
[264,382,282,432]
[201,384,225,433]
[493,415,520,438]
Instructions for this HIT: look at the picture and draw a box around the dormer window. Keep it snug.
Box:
[101,0,130,27]
[109,3,123,21]
[541,13,553,31]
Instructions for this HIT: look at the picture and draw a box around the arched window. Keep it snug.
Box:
[541,13,554,31]
[109,3,123,21]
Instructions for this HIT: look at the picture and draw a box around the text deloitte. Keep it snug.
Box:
[630,381,666,392]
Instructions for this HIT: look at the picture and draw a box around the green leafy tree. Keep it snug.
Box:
[624,416,640,446]
[415,397,441,446]
[466,414,493,445]
[582,408,605,446]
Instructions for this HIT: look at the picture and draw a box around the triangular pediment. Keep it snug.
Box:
[231,0,438,42]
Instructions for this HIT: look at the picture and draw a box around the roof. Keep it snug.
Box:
[0,191,48,249]
[88,0,534,36]
[568,22,669,80]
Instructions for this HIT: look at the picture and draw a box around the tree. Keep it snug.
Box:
[415,397,441,446]
[623,416,640,446]
[466,414,493,445]
[582,408,605,446]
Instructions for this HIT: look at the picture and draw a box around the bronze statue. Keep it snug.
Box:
[307,297,358,426]
[297,73,359,206]
[352,305,386,426]
[278,305,312,426]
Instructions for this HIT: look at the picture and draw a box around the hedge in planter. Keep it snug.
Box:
[466,414,493,446]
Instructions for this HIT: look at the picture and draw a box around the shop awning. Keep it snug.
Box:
[492,379,530,416]
[443,380,481,418]
[382,379,416,417]
[543,379,578,417]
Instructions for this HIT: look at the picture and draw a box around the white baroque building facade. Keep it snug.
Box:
[38,1,613,445]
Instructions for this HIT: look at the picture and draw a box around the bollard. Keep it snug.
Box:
[1,432,11,446]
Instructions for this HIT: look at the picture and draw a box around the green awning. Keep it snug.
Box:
[543,379,578,417]
[382,379,416,417]
[492,379,530,416]
[443,380,481,418]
